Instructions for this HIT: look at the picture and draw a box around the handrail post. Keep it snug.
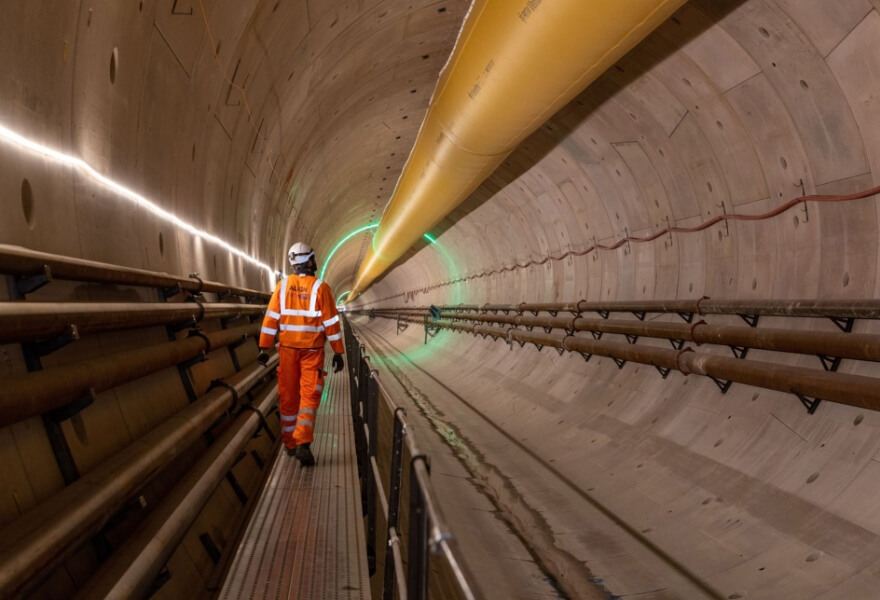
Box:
[344,321,357,393]
[365,369,379,575]
[352,347,368,485]
[382,409,407,600]
[347,321,477,599]
[407,456,430,600]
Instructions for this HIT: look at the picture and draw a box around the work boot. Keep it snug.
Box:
[285,446,296,457]
[295,443,315,466]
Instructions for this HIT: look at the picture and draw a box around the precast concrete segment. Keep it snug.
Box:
[73,385,279,599]
[351,0,688,297]
[0,244,270,299]
[218,355,369,599]
[351,183,880,301]
[0,356,278,600]
[353,315,880,599]
[0,301,264,342]
[0,323,259,427]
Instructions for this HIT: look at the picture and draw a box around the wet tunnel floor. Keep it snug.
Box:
[357,322,603,600]
[355,317,724,600]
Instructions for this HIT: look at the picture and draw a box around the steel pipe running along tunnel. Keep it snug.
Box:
[3,0,880,599]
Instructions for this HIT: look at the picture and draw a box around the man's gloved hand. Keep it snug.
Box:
[257,351,270,366]
[332,353,344,373]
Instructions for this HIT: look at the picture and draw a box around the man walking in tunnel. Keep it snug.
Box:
[257,242,345,466]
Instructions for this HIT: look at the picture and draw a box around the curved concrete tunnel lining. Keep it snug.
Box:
[0,2,470,598]
[349,1,880,596]
[351,312,880,599]
[353,2,880,307]
[278,2,471,283]
[350,0,692,297]
[0,122,279,286]
[351,181,880,308]
[2,0,880,598]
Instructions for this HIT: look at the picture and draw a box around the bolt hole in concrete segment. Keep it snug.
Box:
[21,178,34,228]
[110,47,118,84]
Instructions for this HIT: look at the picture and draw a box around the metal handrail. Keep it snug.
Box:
[410,458,475,600]
[342,316,480,600]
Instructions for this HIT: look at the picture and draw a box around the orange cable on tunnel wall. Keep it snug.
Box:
[354,184,880,306]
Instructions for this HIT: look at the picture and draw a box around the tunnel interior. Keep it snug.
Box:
[2,0,880,598]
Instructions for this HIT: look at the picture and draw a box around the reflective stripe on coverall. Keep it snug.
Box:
[259,275,344,351]
[260,274,343,450]
[277,347,325,448]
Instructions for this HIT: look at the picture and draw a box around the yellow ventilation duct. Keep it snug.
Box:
[351,0,687,298]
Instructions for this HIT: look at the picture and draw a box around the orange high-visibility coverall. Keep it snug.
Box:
[259,274,343,450]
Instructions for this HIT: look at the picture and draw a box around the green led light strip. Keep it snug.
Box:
[319,224,436,281]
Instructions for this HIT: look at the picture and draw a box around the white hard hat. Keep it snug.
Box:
[288,242,315,266]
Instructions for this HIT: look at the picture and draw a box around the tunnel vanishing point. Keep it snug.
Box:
[2,1,880,599]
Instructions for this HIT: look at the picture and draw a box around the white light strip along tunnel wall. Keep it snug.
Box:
[0,122,278,284]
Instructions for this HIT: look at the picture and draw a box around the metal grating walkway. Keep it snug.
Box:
[218,360,370,600]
